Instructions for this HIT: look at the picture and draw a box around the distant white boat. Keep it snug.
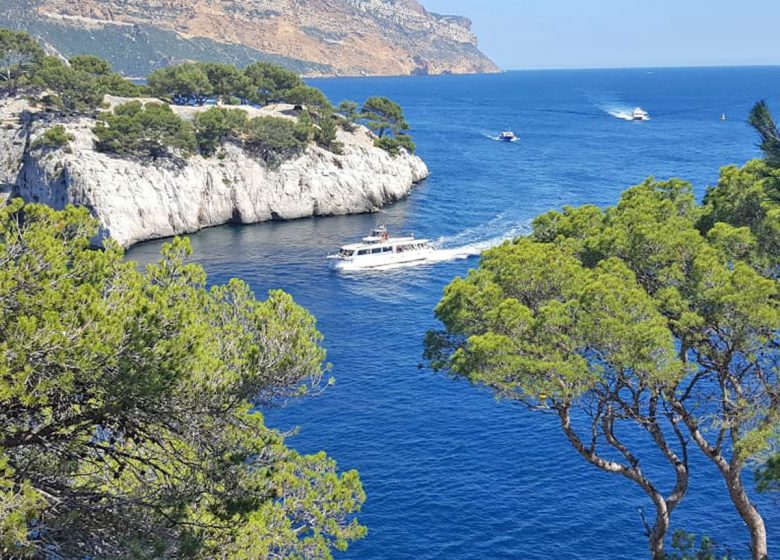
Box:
[499,131,517,142]
[721,113,727,121]
[631,107,650,121]
[328,225,434,271]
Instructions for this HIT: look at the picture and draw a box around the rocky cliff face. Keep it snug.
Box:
[0,0,500,77]
[0,97,429,247]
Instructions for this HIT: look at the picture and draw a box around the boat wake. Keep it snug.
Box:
[599,103,636,121]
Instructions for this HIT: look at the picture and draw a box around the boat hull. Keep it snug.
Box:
[330,248,435,271]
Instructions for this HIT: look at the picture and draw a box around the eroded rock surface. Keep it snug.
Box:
[0,97,429,246]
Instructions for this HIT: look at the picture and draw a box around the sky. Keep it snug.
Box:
[420,0,780,70]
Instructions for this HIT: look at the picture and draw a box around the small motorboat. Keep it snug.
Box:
[499,131,517,142]
[631,107,650,121]
[328,225,434,271]
[721,113,727,121]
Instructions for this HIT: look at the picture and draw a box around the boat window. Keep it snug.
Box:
[383,246,393,252]
[371,247,383,254]
[339,249,354,257]
[357,249,370,255]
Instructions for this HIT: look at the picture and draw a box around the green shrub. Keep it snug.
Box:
[39,94,64,111]
[193,107,248,156]
[31,56,104,113]
[94,101,196,159]
[147,63,212,105]
[360,96,408,138]
[357,97,414,156]
[30,55,141,113]
[284,85,333,115]
[200,62,248,103]
[314,115,343,155]
[0,29,44,94]
[145,60,323,108]
[31,125,74,150]
[243,116,305,165]
[293,111,313,143]
[337,100,359,131]
[243,61,303,105]
[374,134,415,156]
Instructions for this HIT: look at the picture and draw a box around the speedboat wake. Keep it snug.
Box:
[599,103,636,121]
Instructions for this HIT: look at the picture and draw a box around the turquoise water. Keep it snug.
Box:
[127,68,780,559]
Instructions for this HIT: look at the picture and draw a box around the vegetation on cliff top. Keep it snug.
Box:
[93,103,317,166]
[94,101,197,160]
[1,28,416,159]
[0,199,366,559]
[360,96,415,155]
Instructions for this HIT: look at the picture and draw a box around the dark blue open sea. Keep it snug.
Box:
[127,68,780,559]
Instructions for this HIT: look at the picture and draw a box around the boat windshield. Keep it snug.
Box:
[370,227,389,241]
[339,249,355,257]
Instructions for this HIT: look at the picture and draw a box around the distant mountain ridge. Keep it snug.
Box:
[0,0,500,77]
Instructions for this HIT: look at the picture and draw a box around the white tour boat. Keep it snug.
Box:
[329,225,434,270]
[631,107,650,121]
[499,130,517,142]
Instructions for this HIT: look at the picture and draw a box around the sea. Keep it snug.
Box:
[127,67,780,559]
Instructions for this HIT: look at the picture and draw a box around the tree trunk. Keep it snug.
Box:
[727,470,768,560]
[648,495,670,560]
[557,404,676,559]
[669,399,768,560]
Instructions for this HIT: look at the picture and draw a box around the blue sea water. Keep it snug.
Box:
[127,68,780,559]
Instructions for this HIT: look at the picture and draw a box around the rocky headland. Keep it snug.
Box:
[0,96,429,247]
[0,0,500,77]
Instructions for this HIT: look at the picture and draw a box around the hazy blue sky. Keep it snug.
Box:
[421,0,780,70]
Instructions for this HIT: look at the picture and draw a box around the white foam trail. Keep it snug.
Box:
[435,213,528,246]
[599,103,635,121]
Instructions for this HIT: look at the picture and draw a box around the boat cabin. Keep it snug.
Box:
[362,226,390,243]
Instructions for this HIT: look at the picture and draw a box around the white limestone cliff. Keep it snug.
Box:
[0,98,429,247]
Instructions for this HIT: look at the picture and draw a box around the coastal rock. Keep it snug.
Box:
[0,0,500,77]
[0,98,31,203]
[0,98,429,247]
